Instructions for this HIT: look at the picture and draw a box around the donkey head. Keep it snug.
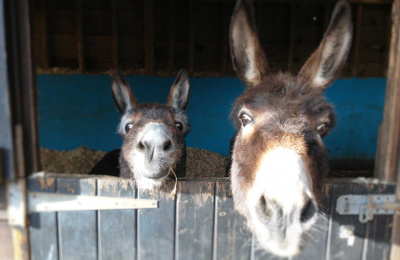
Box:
[229,0,352,256]
[112,69,190,190]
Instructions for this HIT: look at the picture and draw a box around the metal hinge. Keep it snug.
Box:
[336,194,400,223]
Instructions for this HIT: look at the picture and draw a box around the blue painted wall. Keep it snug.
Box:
[38,75,386,161]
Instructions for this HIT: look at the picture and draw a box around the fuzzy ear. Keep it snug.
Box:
[230,0,269,88]
[167,69,190,111]
[298,0,352,90]
[111,70,138,114]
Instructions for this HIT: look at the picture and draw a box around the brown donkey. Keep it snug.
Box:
[229,0,352,256]
[110,69,190,190]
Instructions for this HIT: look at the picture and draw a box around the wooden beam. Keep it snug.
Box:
[375,0,400,183]
[144,0,154,75]
[38,0,49,69]
[111,0,118,69]
[220,0,229,76]
[287,3,295,73]
[189,0,194,74]
[76,0,85,72]
[168,0,174,73]
[352,4,363,77]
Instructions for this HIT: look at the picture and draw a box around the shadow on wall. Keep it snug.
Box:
[37,75,386,165]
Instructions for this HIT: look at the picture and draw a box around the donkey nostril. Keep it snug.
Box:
[137,141,145,151]
[300,199,317,223]
[259,196,272,220]
[163,139,172,151]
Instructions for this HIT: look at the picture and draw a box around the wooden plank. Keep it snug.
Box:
[144,0,154,75]
[188,0,194,74]
[111,0,118,69]
[213,182,252,260]
[98,178,137,260]
[57,178,97,260]
[137,181,176,260]
[375,0,400,182]
[326,183,369,260]
[287,3,295,73]
[352,4,364,77]
[168,0,174,73]
[176,181,215,260]
[0,221,14,259]
[363,184,396,260]
[76,0,85,72]
[28,177,58,260]
[292,183,333,260]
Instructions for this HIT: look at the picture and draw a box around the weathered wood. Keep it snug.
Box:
[352,4,364,77]
[292,184,333,260]
[326,183,370,260]
[364,184,395,260]
[76,0,85,72]
[57,178,97,260]
[391,160,400,259]
[137,181,176,260]
[287,3,295,73]
[144,0,154,75]
[188,0,194,74]
[0,221,14,259]
[98,178,137,260]
[111,0,118,69]
[28,177,58,260]
[168,0,174,73]
[375,0,400,182]
[213,182,252,260]
[176,181,215,260]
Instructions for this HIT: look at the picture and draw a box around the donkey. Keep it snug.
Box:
[228,0,352,257]
[92,69,190,191]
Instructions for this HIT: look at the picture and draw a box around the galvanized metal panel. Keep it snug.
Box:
[176,181,215,260]
[213,182,252,260]
[137,181,176,260]
[28,177,58,260]
[98,178,137,260]
[57,178,97,260]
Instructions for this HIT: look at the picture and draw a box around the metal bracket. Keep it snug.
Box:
[336,194,400,223]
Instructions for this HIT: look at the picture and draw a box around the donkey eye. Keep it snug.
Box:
[240,114,252,127]
[175,122,183,131]
[125,123,133,133]
[316,123,327,136]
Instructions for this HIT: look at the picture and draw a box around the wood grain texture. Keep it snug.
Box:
[213,182,251,260]
[137,181,176,260]
[176,181,215,260]
[375,0,400,182]
[28,177,58,260]
[97,178,137,260]
[57,178,97,260]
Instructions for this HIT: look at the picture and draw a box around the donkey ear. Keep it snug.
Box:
[167,69,190,111]
[298,0,352,90]
[230,0,269,88]
[111,70,138,114]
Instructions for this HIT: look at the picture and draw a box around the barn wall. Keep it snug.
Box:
[37,75,386,168]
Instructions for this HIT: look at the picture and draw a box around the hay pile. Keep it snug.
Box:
[40,146,229,177]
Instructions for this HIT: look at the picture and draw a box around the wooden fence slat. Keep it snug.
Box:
[57,178,97,260]
[326,183,369,260]
[28,177,58,260]
[97,179,137,260]
[213,182,252,260]
[137,182,176,260]
[363,184,396,260]
[291,183,333,260]
[176,181,215,260]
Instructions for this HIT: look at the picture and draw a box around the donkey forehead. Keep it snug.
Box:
[126,103,175,120]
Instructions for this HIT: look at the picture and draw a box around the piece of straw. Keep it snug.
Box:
[169,166,178,196]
